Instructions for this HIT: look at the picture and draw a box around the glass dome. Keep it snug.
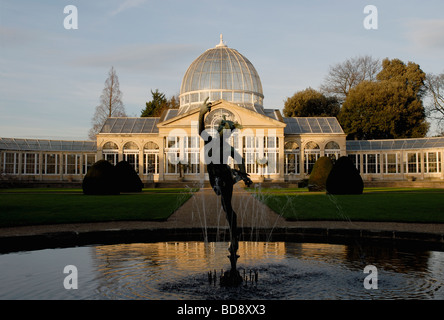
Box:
[178,35,264,115]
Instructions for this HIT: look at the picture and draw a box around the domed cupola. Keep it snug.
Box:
[178,35,264,115]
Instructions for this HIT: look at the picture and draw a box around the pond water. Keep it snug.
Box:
[0,241,443,300]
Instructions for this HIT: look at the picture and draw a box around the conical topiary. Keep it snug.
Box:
[82,160,119,195]
[308,156,333,191]
[326,156,364,195]
[115,160,143,192]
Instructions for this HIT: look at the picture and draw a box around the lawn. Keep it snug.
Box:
[0,188,196,227]
[250,187,444,223]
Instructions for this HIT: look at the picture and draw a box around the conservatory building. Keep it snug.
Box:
[1,37,444,186]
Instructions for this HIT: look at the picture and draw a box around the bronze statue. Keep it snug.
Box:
[199,98,252,286]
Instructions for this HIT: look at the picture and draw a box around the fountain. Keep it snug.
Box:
[1,182,444,300]
[198,98,253,286]
[1,241,444,300]
[1,100,444,299]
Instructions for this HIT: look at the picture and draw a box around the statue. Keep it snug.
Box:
[199,98,252,286]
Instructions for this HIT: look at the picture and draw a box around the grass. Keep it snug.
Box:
[0,188,196,228]
[250,187,444,223]
[1,187,443,228]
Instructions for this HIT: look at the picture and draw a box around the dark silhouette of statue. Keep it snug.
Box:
[199,98,252,286]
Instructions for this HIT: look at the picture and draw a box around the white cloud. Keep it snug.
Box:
[406,19,444,49]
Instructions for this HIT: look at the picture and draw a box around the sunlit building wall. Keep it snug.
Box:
[1,37,443,185]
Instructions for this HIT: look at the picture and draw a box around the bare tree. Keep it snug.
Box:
[321,55,381,102]
[425,72,444,129]
[88,66,127,140]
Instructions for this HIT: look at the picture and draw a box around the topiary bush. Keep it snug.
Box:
[326,156,364,195]
[308,156,333,191]
[115,160,143,192]
[82,160,119,195]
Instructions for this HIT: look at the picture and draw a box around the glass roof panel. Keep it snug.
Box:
[307,118,321,133]
[346,137,444,151]
[101,118,116,133]
[110,119,125,133]
[318,118,332,133]
[327,118,344,133]
[284,118,346,134]
[0,138,96,151]
[26,140,40,150]
[131,119,145,133]
[179,41,264,115]
[121,118,136,133]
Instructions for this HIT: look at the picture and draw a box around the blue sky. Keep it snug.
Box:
[1,0,443,140]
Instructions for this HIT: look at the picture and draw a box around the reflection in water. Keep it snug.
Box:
[0,242,443,300]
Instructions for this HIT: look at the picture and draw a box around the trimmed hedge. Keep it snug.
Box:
[308,156,333,191]
[326,156,363,195]
[116,160,143,192]
[82,160,119,195]
[83,160,144,195]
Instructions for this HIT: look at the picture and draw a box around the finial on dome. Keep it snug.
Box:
[216,34,227,47]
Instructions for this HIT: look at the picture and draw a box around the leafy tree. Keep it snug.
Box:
[377,58,426,98]
[283,87,340,117]
[321,55,381,102]
[89,67,126,140]
[338,58,429,140]
[141,89,179,117]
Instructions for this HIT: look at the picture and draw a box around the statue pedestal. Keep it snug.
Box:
[220,269,243,287]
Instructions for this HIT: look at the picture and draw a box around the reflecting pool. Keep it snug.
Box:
[0,241,443,300]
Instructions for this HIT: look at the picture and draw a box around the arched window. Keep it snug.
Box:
[123,141,139,172]
[325,141,340,150]
[103,141,118,150]
[123,141,139,150]
[204,108,237,135]
[102,141,118,165]
[325,141,340,160]
[284,140,299,174]
[305,141,320,150]
[144,142,159,175]
[304,141,320,174]
[284,141,299,150]
[144,141,159,150]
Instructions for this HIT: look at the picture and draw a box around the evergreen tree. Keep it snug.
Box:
[141,90,179,117]
[141,89,168,117]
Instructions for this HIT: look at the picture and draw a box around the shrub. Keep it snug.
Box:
[115,161,143,192]
[82,160,119,195]
[326,156,364,195]
[308,156,333,191]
